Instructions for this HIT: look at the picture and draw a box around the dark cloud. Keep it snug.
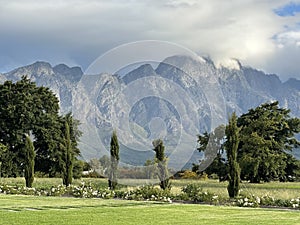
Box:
[0,0,299,80]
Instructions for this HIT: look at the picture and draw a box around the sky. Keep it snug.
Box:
[1,0,300,81]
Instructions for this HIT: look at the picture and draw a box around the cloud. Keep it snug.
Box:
[0,0,300,80]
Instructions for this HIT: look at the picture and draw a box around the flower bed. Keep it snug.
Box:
[0,182,299,209]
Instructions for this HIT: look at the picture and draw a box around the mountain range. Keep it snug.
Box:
[1,55,299,170]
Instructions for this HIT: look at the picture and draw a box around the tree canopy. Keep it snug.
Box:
[196,101,300,183]
[237,101,300,182]
[0,77,81,180]
[0,77,60,177]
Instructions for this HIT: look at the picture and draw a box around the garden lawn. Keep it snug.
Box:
[0,195,299,225]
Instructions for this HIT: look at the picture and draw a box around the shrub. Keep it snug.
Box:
[181,183,218,204]
[179,170,198,179]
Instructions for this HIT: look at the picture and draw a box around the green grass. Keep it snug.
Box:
[0,195,300,225]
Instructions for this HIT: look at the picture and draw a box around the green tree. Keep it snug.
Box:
[108,131,119,190]
[237,101,300,183]
[196,125,226,180]
[23,134,35,188]
[59,113,81,186]
[72,159,84,179]
[0,77,60,177]
[152,139,169,190]
[0,143,7,178]
[225,112,241,198]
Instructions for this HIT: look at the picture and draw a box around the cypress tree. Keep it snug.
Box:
[225,112,241,198]
[108,131,119,190]
[61,120,74,187]
[152,139,169,190]
[24,134,35,188]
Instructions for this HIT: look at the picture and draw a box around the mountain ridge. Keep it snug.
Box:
[1,56,299,167]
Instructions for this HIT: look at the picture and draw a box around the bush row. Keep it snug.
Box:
[0,183,299,209]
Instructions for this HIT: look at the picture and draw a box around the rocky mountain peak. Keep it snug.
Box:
[122,63,156,84]
[284,78,300,91]
[53,64,83,82]
[6,61,54,81]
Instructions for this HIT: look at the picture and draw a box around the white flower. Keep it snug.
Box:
[256,197,261,204]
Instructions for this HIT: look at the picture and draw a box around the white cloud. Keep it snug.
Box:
[0,0,300,80]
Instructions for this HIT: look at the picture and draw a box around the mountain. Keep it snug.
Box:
[1,56,299,170]
[2,61,83,114]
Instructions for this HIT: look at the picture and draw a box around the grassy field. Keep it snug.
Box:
[171,179,300,200]
[1,195,300,225]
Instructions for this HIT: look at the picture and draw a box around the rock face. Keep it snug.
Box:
[3,61,83,114]
[2,56,300,168]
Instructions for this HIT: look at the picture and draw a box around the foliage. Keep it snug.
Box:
[0,77,81,179]
[58,113,81,186]
[116,185,173,202]
[144,159,157,179]
[237,101,300,183]
[177,170,198,179]
[0,143,7,177]
[99,155,110,176]
[72,159,84,179]
[181,183,219,203]
[153,139,170,190]
[0,178,300,210]
[196,125,227,180]
[61,119,73,186]
[109,131,119,190]
[23,135,35,188]
[0,77,60,177]
[225,112,241,198]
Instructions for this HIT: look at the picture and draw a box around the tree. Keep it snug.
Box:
[108,131,119,190]
[237,101,300,183]
[23,134,35,188]
[99,155,110,176]
[0,143,7,178]
[144,159,156,179]
[59,113,81,186]
[225,112,241,198]
[196,125,226,180]
[152,139,169,190]
[72,159,84,179]
[0,77,60,177]
[89,158,101,173]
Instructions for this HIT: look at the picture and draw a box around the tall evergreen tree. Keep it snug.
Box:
[108,131,119,190]
[225,112,241,198]
[24,134,35,188]
[59,113,81,186]
[152,139,169,190]
[61,120,73,186]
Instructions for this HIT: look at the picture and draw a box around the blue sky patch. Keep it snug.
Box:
[275,2,300,16]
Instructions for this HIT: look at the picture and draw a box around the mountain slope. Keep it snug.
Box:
[1,56,299,166]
